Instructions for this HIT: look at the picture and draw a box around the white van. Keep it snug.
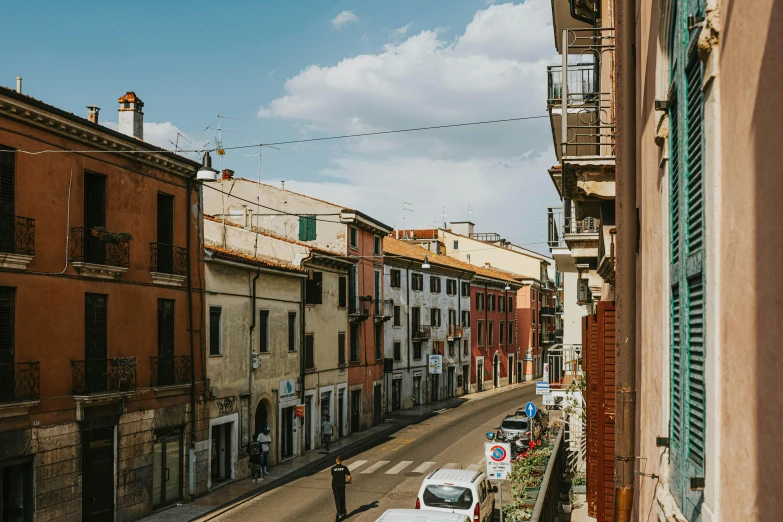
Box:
[374,509,471,522]
[415,469,496,522]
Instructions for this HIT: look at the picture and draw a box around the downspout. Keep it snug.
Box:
[248,268,260,446]
[186,174,197,497]
[614,0,637,518]
[484,282,489,386]
[405,261,414,372]
[300,278,306,405]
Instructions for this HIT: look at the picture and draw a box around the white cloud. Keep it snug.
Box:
[259,0,559,249]
[331,11,359,29]
[103,121,198,155]
[268,68,276,76]
[390,23,412,38]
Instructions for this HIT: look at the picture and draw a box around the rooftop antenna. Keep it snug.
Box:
[200,115,244,170]
[167,132,192,156]
[402,202,413,239]
[468,204,474,223]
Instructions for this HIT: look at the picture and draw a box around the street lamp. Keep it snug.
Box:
[196,151,219,182]
[422,256,431,269]
[504,283,511,291]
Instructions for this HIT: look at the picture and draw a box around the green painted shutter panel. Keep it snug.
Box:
[299,216,316,241]
[669,88,682,266]
[686,52,705,255]
[687,277,706,467]
[670,287,683,444]
[298,216,308,240]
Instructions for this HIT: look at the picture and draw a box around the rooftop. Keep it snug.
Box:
[425,468,483,483]
[204,244,307,274]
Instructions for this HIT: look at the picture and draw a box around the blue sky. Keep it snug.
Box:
[2,0,560,252]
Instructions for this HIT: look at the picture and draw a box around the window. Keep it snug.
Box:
[374,236,381,256]
[669,4,707,508]
[446,279,457,295]
[338,332,346,365]
[393,341,402,361]
[156,193,175,273]
[448,309,457,327]
[0,288,14,401]
[453,240,459,250]
[157,299,175,384]
[462,339,469,356]
[338,276,347,308]
[488,322,494,346]
[298,215,316,241]
[461,282,470,297]
[430,308,441,328]
[499,295,505,312]
[348,265,358,313]
[288,312,297,351]
[350,323,360,362]
[499,321,505,345]
[209,306,221,355]
[477,321,484,346]
[476,292,484,311]
[462,310,470,327]
[0,147,16,255]
[393,305,401,327]
[259,310,269,352]
[432,341,443,355]
[374,323,383,360]
[508,296,514,310]
[448,341,455,357]
[508,322,513,345]
[390,269,401,288]
[488,294,495,312]
[305,334,315,370]
[430,277,441,293]
[374,270,381,315]
[84,173,107,264]
[305,271,323,305]
[349,227,358,249]
[411,273,424,291]
[413,341,422,359]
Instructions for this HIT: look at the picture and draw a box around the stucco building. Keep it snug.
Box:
[0,87,209,522]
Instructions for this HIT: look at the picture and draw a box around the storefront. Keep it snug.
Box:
[0,457,33,522]
[278,379,299,460]
[208,397,238,489]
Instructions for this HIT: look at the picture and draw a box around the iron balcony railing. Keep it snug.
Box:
[470,232,502,243]
[70,227,131,268]
[150,243,186,276]
[447,324,463,339]
[72,357,137,395]
[374,299,394,322]
[149,355,191,387]
[530,426,567,522]
[541,306,555,316]
[547,206,599,248]
[559,28,616,159]
[412,324,432,340]
[0,362,40,403]
[0,214,35,256]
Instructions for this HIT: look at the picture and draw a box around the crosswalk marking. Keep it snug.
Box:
[385,461,413,475]
[442,462,460,469]
[321,459,367,473]
[467,463,482,471]
[361,460,390,474]
[412,462,436,473]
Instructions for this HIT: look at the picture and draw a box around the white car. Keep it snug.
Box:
[415,469,496,522]
[374,509,471,522]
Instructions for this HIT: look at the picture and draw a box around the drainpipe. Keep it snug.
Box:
[248,268,260,445]
[614,0,637,518]
[405,261,414,372]
[186,174,197,497]
[300,278,306,405]
[484,282,489,387]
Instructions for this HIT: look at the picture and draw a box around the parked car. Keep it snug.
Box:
[375,509,471,522]
[415,469,495,522]
[494,415,540,455]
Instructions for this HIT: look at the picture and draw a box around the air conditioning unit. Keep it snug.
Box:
[577,278,592,305]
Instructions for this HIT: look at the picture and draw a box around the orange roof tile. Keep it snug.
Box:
[205,244,306,273]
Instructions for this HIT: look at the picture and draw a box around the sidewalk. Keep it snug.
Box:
[138,380,535,522]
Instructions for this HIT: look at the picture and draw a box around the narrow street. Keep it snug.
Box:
[201,385,539,522]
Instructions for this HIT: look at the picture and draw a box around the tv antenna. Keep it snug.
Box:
[468,204,474,223]
[402,202,413,239]
[200,115,245,169]
[167,132,192,155]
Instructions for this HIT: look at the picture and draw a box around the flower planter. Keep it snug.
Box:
[573,484,586,494]
[560,501,572,514]
[524,487,540,501]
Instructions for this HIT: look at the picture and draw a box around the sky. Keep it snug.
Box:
[2,0,561,253]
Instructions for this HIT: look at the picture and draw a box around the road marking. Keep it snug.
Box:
[361,461,390,474]
[467,463,482,471]
[412,462,436,473]
[321,459,367,473]
[476,458,485,465]
[442,462,460,469]
[385,461,413,475]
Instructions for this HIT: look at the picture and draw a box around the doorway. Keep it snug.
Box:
[493,353,500,388]
[304,395,313,451]
[1,459,33,522]
[152,429,182,508]
[82,426,114,522]
[462,365,469,394]
[477,362,484,392]
[156,193,174,274]
[431,374,439,403]
[447,367,455,398]
[391,379,401,411]
[350,390,361,433]
[508,356,514,385]
[373,385,382,426]
[281,406,295,459]
[254,401,268,437]
[413,376,421,406]
[338,388,345,438]
[517,361,523,383]
[210,424,232,483]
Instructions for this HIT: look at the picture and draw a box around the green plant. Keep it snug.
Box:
[106,231,133,244]
[572,472,587,486]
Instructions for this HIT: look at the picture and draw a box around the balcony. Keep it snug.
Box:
[447,324,463,340]
[470,232,502,243]
[149,355,191,387]
[412,324,432,341]
[548,206,599,261]
[70,227,130,280]
[150,243,187,286]
[0,214,35,270]
[374,299,394,323]
[72,358,137,396]
[541,306,555,317]
[349,295,371,323]
[551,0,596,54]
[0,361,40,403]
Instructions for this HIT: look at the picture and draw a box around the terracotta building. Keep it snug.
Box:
[0,86,209,522]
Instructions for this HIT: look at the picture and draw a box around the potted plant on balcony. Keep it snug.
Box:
[90,226,106,237]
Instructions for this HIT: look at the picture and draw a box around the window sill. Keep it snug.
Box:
[348,360,361,365]
[209,354,223,358]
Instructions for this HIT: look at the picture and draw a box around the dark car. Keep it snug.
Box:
[495,415,535,455]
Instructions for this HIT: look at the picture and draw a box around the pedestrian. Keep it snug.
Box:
[331,456,351,520]
[322,415,333,450]
[247,433,263,484]
[258,426,272,475]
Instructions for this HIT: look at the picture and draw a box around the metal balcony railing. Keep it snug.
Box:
[0,214,35,256]
[72,358,137,395]
[470,232,502,243]
[541,306,555,316]
[149,355,191,387]
[0,362,40,403]
[374,299,394,322]
[447,324,463,339]
[150,243,187,276]
[70,227,131,268]
[559,28,616,159]
[412,324,432,340]
[548,206,599,248]
[530,427,566,522]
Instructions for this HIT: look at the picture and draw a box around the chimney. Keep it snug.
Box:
[15,77,21,94]
[117,92,144,140]
[281,181,285,190]
[87,106,100,124]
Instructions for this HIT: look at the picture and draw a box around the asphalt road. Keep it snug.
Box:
[210,384,541,522]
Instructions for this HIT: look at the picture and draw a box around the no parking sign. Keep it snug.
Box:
[484,442,512,480]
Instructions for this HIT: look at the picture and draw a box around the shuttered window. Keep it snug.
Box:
[298,216,316,241]
[350,323,360,362]
[393,305,401,327]
[259,310,269,352]
[0,147,15,254]
[338,332,346,365]
[0,287,15,361]
[306,272,323,305]
[668,2,706,516]
[288,312,297,351]
[85,294,108,361]
[393,342,401,361]
[209,307,221,355]
[157,299,175,358]
[390,269,401,288]
[338,276,347,308]
[305,334,315,370]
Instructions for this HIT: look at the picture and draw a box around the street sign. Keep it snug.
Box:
[543,363,550,383]
[294,405,306,418]
[485,442,512,480]
[524,401,537,418]
[428,355,443,374]
[542,393,555,406]
[535,382,551,395]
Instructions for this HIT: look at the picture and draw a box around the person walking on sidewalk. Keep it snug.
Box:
[330,456,351,520]
[258,427,272,475]
[247,433,263,484]
[322,415,333,450]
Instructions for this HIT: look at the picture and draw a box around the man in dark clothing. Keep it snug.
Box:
[247,434,262,484]
[330,456,351,520]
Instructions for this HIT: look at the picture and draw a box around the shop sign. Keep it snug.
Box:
[280,379,297,401]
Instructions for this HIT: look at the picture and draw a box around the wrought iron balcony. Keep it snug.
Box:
[374,299,394,322]
[70,227,131,268]
[149,355,191,387]
[470,232,502,243]
[447,324,464,339]
[548,207,599,249]
[541,306,555,317]
[547,63,597,106]
[72,358,137,395]
[0,362,40,403]
[150,243,186,276]
[0,214,35,257]
[349,295,371,322]
[412,324,432,341]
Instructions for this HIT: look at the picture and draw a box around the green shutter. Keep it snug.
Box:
[686,51,705,255]
[299,216,308,241]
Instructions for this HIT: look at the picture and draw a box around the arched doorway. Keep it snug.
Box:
[493,353,500,388]
[254,401,268,438]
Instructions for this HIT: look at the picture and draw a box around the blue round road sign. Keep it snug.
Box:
[490,446,507,462]
[525,401,537,418]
